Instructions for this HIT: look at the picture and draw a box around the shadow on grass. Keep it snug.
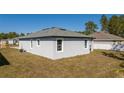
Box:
[0,53,10,66]
[102,52,124,61]
[120,53,124,58]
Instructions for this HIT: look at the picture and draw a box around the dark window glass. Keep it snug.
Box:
[37,40,40,46]
[85,40,87,48]
[31,40,33,48]
[57,39,62,51]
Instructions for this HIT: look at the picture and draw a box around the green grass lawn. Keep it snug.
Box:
[0,48,124,78]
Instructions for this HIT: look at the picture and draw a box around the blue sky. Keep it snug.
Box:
[0,14,120,33]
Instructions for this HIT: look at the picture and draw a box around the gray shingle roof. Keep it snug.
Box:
[19,27,92,39]
[90,31,124,41]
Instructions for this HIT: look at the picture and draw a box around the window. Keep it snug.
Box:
[118,41,122,45]
[57,39,63,52]
[37,39,40,46]
[30,40,33,48]
[113,41,116,45]
[85,40,87,48]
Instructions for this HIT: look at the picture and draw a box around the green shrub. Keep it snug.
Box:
[19,49,24,52]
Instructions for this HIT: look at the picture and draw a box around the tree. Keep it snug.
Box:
[108,15,121,35]
[0,32,20,39]
[7,32,19,39]
[118,15,124,37]
[107,15,124,37]
[100,15,108,31]
[26,33,31,35]
[108,15,118,35]
[85,21,98,34]
[0,33,4,39]
[0,33,7,39]
[20,33,25,36]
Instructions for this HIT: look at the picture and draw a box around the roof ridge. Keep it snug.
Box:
[19,27,93,39]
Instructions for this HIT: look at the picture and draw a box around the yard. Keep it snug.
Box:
[0,48,124,78]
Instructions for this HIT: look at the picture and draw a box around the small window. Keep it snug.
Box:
[113,41,116,45]
[57,39,63,52]
[118,41,122,45]
[30,40,33,48]
[85,40,87,48]
[37,39,40,46]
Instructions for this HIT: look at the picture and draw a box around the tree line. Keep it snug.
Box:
[82,15,124,37]
[0,32,25,39]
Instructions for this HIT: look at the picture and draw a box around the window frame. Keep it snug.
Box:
[56,38,63,52]
[84,40,88,48]
[30,39,33,49]
[37,39,40,47]
[113,41,116,45]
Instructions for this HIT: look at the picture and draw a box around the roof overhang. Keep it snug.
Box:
[94,39,124,41]
[19,36,94,40]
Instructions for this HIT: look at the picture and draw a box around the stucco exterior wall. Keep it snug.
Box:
[93,40,115,50]
[8,40,14,45]
[19,37,93,59]
[19,38,54,59]
[52,38,92,59]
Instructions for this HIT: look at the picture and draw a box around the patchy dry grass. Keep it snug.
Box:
[0,48,124,78]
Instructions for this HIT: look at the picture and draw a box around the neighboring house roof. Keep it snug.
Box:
[90,31,124,41]
[10,37,19,41]
[0,38,19,41]
[19,27,93,39]
[0,39,7,41]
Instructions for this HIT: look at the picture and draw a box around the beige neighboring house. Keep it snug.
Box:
[7,38,19,45]
[0,38,19,48]
[90,31,124,51]
[0,39,7,48]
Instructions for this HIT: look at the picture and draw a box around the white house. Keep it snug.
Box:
[7,39,14,45]
[7,38,19,45]
[19,27,94,59]
[90,31,124,51]
[0,39,7,48]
